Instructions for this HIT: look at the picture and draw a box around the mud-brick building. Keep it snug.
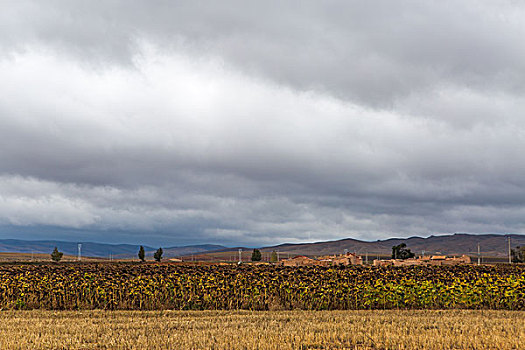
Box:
[319,252,363,266]
[373,255,472,267]
[281,255,319,266]
[280,252,364,266]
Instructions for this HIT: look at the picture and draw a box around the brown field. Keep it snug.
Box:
[0,251,507,264]
[184,250,509,264]
[183,250,393,262]
[0,252,104,263]
[0,310,523,349]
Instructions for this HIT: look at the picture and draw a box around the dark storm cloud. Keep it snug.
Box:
[1,0,525,245]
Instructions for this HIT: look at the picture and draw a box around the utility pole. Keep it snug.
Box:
[365,252,368,265]
[78,243,82,261]
[277,251,280,262]
[508,236,512,264]
[238,249,242,264]
[477,243,481,266]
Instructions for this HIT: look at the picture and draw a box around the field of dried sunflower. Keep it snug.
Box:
[0,263,524,310]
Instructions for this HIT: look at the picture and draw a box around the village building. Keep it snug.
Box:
[373,255,471,267]
[280,252,363,266]
[318,252,363,266]
[281,255,318,266]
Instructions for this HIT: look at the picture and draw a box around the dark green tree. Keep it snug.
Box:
[391,243,415,260]
[251,249,262,261]
[270,250,278,263]
[51,247,63,262]
[138,245,145,262]
[153,247,163,262]
[511,246,525,263]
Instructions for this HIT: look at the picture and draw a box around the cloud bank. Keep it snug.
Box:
[1,1,525,246]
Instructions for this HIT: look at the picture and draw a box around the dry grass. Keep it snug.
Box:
[0,252,103,263]
[0,310,523,349]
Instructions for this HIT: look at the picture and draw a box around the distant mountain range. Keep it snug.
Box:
[259,233,525,258]
[0,239,226,259]
[193,233,525,259]
[1,233,523,260]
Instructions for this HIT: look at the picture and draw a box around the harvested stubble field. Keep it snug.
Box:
[1,263,524,310]
[0,309,523,349]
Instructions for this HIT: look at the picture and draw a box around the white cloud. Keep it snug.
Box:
[1,1,525,245]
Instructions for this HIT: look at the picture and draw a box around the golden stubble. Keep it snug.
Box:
[0,309,523,349]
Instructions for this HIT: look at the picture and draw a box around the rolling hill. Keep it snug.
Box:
[0,239,226,259]
[260,233,525,258]
[1,233,523,261]
[187,233,525,260]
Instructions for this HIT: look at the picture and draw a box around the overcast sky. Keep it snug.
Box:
[1,1,525,246]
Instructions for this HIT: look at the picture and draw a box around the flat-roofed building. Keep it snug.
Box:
[373,255,472,266]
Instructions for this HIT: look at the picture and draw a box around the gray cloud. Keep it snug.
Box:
[1,1,525,246]
[4,1,525,104]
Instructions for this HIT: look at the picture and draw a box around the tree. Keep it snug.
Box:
[153,247,163,262]
[138,245,145,262]
[511,246,525,263]
[251,249,262,262]
[270,250,278,263]
[51,247,63,262]
[391,243,415,260]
